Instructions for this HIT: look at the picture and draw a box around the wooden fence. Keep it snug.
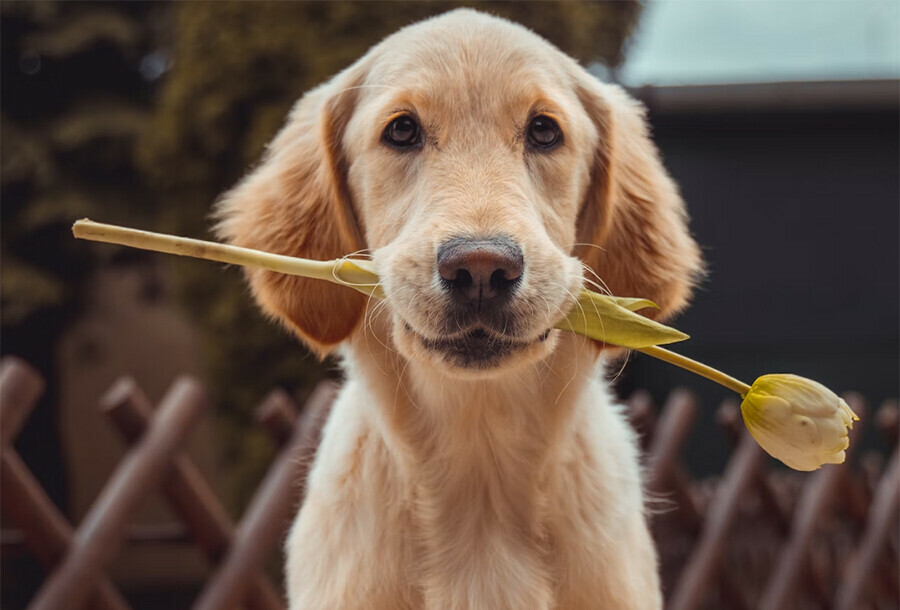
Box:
[1,355,897,609]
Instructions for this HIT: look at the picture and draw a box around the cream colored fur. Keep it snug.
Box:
[216,9,702,609]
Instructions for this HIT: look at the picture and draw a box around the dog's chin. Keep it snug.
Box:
[395,322,557,377]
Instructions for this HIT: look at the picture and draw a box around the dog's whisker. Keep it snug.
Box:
[607,348,632,386]
[361,285,403,370]
[571,242,607,253]
[345,248,375,260]
[580,263,613,297]
[552,286,591,405]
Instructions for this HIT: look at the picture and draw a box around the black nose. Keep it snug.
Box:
[437,237,524,310]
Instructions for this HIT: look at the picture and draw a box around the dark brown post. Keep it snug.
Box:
[757,395,866,610]
[193,382,336,610]
[29,377,206,610]
[101,378,285,610]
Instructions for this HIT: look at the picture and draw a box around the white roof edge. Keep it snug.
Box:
[624,79,900,114]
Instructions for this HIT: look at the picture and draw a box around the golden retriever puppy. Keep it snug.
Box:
[217,9,702,610]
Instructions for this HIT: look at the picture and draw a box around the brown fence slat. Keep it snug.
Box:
[0,357,46,446]
[1,448,131,610]
[29,377,207,610]
[835,446,900,610]
[256,388,301,447]
[626,389,657,451]
[666,429,765,610]
[192,381,336,610]
[645,389,697,492]
[3,352,897,610]
[102,378,285,610]
[645,389,702,531]
[2,522,196,555]
[716,401,788,534]
[757,394,867,610]
[876,400,898,447]
[0,357,130,610]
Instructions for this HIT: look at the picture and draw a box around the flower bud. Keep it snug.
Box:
[740,374,859,471]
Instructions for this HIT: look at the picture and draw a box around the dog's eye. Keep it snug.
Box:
[527,115,561,150]
[383,115,420,148]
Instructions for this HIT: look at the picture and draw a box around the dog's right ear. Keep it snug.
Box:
[573,78,704,322]
[215,66,368,357]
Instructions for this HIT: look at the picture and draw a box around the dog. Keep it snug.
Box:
[216,9,702,609]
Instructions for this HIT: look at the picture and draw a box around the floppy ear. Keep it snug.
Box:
[574,79,704,322]
[215,69,367,357]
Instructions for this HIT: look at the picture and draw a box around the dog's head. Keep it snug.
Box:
[217,10,703,375]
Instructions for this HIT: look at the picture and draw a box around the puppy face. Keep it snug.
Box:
[216,10,703,374]
[342,18,598,373]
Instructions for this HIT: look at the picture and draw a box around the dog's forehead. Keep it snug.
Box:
[362,11,574,118]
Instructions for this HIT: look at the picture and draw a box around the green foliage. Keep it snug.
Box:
[1,1,161,327]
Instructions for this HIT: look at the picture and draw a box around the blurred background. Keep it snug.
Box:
[2,1,897,608]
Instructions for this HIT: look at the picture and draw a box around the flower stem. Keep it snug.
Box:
[73,219,335,279]
[637,345,752,396]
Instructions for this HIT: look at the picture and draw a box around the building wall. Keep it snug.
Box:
[57,263,214,588]
[618,99,899,472]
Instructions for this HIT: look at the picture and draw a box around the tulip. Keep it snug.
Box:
[638,346,859,470]
[739,374,859,471]
[72,219,861,470]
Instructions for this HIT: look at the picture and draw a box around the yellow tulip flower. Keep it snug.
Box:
[72,219,862,472]
[740,374,859,471]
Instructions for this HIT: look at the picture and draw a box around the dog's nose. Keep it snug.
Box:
[437,237,524,309]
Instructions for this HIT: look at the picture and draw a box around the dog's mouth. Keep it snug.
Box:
[408,324,551,368]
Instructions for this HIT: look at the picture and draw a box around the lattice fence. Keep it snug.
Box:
[1,356,897,609]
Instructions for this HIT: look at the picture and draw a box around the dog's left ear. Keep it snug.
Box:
[215,65,368,356]
[574,78,704,321]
